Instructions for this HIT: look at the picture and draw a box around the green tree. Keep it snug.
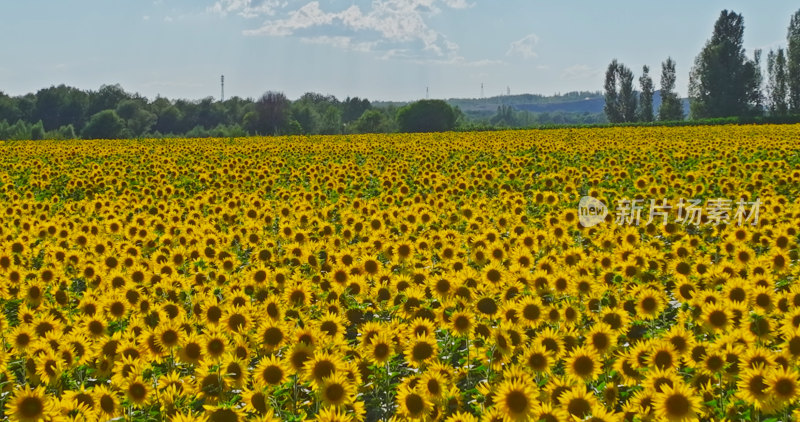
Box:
[689,10,761,118]
[659,57,684,121]
[603,60,637,123]
[396,100,456,133]
[155,105,182,135]
[250,91,291,135]
[32,85,89,131]
[341,97,371,123]
[788,9,800,111]
[81,110,126,139]
[604,60,622,123]
[637,65,654,122]
[767,48,790,115]
[353,109,391,133]
[116,99,157,136]
[490,105,516,126]
[0,91,20,123]
[29,121,45,140]
[319,106,343,135]
[291,103,320,134]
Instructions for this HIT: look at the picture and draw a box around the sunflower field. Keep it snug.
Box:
[0,125,799,422]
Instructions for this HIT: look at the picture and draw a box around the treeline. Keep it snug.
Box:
[604,9,800,123]
[0,85,402,140]
[0,82,609,140]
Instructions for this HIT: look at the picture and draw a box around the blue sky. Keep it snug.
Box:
[0,1,797,102]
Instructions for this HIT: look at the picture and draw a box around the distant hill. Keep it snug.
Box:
[374,90,690,121]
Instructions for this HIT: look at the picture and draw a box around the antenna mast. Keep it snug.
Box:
[220,75,225,101]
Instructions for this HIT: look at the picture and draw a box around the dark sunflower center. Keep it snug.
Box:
[313,361,335,380]
[412,342,433,361]
[775,378,795,397]
[708,310,727,327]
[374,343,390,359]
[129,383,147,401]
[567,397,591,417]
[251,392,267,414]
[263,366,283,385]
[573,355,594,377]
[506,390,528,414]
[405,393,425,415]
[665,394,690,416]
[263,327,283,346]
[209,408,238,422]
[19,397,44,418]
[748,375,767,395]
[325,383,345,403]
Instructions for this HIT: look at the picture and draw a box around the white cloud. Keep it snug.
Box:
[209,0,286,18]
[143,15,151,21]
[561,64,603,80]
[244,2,336,35]
[299,35,378,53]
[220,0,471,61]
[440,0,473,8]
[506,33,539,59]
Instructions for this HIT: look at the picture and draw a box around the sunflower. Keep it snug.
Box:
[449,310,474,336]
[9,325,34,355]
[257,320,287,353]
[633,287,664,320]
[767,366,800,405]
[649,341,679,371]
[403,334,439,368]
[316,311,347,342]
[288,342,315,375]
[653,383,701,422]
[221,355,248,388]
[365,331,394,365]
[559,385,598,419]
[222,305,252,334]
[521,343,554,375]
[202,329,229,360]
[643,367,682,394]
[396,385,432,421]
[564,346,602,382]
[194,365,227,404]
[178,333,205,365]
[315,406,354,422]
[445,411,478,422]
[736,365,776,411]
[530,402,569,422]
[535,327,565,359]
[700,302,731,333]
[304,351,343,386]
[203,404,245,422]
[492,377,537,421]
[254,354,289,387]
[34,350,62,386]
[171,411,210,422]
[155,322,183,351]
[318,372,356,407]
[586,323,617,355]
[242,387,271,415]
[63,386,97,416]
[123,376,151,407]
[419,371,448,401]
[6,385,55,422]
